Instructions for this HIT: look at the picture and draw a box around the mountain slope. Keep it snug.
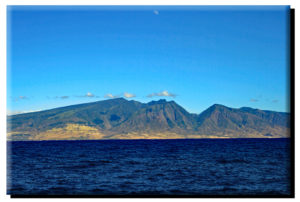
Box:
[196,104,290,138]
[8,98,142,131]
[112,100,197,134]
[7,99,290,140]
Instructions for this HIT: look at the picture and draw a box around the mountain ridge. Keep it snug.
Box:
[7,98,288,117]
[7,98,290,140]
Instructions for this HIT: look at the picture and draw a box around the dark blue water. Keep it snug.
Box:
[7,139,291,196]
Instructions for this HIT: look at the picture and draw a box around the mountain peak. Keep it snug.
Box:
[147,99,168,105]
[104,97,128,103]
[239,106,257,112]
[209,104,228,110]
[111,97,126,101]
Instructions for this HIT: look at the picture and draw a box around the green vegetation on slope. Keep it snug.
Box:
[7,98,290,140]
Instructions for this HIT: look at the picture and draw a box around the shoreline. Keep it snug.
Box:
[6,137,291,142]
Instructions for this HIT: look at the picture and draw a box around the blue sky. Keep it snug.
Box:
[7,6,290,114]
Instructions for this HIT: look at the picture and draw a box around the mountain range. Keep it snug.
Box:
[7,98,290,140]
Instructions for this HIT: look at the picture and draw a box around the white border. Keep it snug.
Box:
[0,0,298,201]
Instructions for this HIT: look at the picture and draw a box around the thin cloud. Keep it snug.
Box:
[250,98,259,102]
[147,90,176,98]
[85,92,95,97]
[55,96,69,99]
[104,93,119,99]
[124,92,136,98]
[147,93,156,98]
[19,96,27,99]
[13,96,28,102]
[75,92,97,98]
[153,10,159,15]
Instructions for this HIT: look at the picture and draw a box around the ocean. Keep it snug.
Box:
[7,138,291,196]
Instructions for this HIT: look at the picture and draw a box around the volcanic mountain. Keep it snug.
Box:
[7,98,290,140]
